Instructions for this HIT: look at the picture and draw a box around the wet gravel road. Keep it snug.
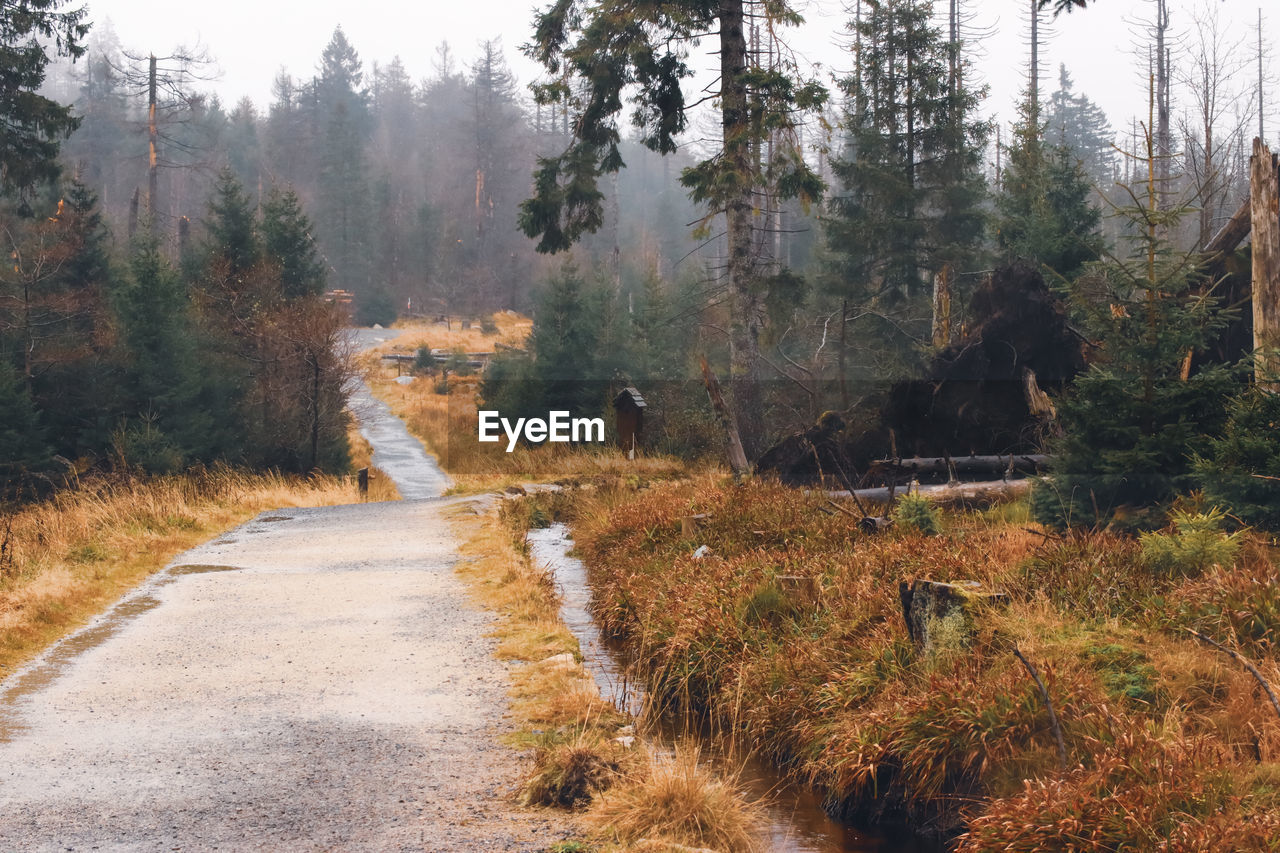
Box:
[0,334,568,851]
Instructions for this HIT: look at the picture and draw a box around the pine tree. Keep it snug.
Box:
[261,186,326,299]
[205,167,259,276]
[1044,64,1116,189]
[0,0,88,204]
[825,0,988,329]
[0,360,51,490]
[315,27,371,295]
[1033,123,1236,529]
[995,93,1104,281]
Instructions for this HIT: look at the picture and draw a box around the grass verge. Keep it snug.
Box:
[445,494,765,852]
[0,465,368,675]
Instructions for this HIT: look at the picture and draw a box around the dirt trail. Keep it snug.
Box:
[0,338,568,850]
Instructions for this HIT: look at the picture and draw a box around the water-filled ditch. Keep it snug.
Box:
[526,522,936,853]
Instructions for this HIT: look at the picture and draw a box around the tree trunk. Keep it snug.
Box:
[720,0,764,459]
[700,356,749,476]
[1251,137,1280,390]
[932,264,952,349]
[148,54,158,231]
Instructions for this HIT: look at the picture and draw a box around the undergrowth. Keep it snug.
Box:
[566,474,1280,846]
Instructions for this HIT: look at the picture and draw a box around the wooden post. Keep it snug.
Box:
[357,467,369,496]
[1251,138,1280,389]
[699,356,750,476]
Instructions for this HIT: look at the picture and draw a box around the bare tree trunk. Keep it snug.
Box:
[700,356,749,476]
[148,54,158,232]
[720,0,763,459]
[1251,137,1280,390]
[932,264,952,349]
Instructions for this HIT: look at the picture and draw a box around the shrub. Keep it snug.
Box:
[1139,507,1242,577]
[892,493,942,535]
[413,346,436,374]
[1195,387,1280,530]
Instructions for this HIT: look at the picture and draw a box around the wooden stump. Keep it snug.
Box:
[899,579,1009,656]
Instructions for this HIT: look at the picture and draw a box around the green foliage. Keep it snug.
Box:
[1084,644,1161,707]
[260,185,326,298]
[892,493,942,536]
[1139,508,1242,577]
[739,583,798,629]
[826,0,988,315]
[355,289,397,327]
[0,0,88,203]
[1033,129,1236,529]
[0,361,51,488]
[444,348,474,377]
[412,346,436,374]
[1194,387,1280,530]
[995,93,1103,281]
[204,168,259,275]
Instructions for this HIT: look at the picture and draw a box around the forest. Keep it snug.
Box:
[5,0,1280,846]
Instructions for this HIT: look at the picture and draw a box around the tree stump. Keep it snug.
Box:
[899,579,1009,656]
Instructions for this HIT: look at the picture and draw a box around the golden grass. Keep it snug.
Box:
[584,745,766,853]
[447,496,767,849]
[368,370,690,493]
[0,466,365,675]
[565,474,1280,847]
[377,311,532,357]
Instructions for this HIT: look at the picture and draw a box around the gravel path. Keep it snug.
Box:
[0,338,571,850]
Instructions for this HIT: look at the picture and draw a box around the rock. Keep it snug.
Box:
[541,653,577,670]
[613,736,636,748]
[394,375,414,385]
[899,579,1009,656]
[692,545,712,560]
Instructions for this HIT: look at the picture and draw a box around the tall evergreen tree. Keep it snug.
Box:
[261,186,326,299]
[520,0,827,460]
[825,0,988,350]
[1033,126,1235,529]
[315,27,371,295]
[995,93,1104,281]
[1044,64,1116,189]
[0,0,88,204]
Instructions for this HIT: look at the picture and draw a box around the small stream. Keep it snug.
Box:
[526,523,934,853]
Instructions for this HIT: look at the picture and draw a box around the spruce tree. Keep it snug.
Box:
[261,186,326,299]
[825,0,988,343]
[995,94,1104,281]
[1033,124,1235,529]
[1044,64,1116,189]
[205,167,259,276]
[0,0,88,204]
[0,360,51,491]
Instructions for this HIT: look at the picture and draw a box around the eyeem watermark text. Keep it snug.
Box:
[478,410,605,452]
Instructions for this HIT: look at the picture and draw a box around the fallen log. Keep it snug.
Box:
[873,454,1050,478]
[828,478,1032,506]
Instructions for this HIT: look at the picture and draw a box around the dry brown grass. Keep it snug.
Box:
[447,496,768,849]
[584,745,766,853]
[0,466,364,674]
[566,474,1280,847]
[375,311,533,357]
[367,367,689,493]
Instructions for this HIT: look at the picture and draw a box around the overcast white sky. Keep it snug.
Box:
[88,0,1276,146]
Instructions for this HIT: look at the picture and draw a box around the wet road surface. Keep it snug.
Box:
[0,336,565,850]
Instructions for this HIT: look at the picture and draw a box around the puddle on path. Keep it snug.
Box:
[0,593,163,742]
